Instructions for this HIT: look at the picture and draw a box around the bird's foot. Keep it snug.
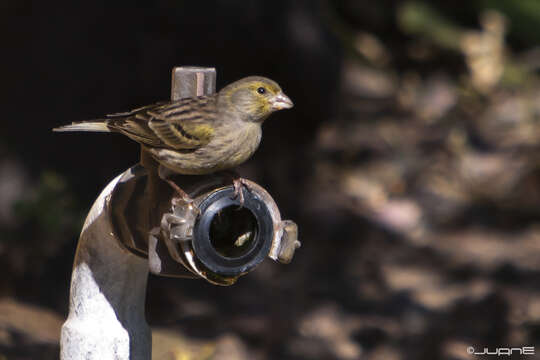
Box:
[158,165,200,213]
[232,177,251,208]
[165,178,192,203]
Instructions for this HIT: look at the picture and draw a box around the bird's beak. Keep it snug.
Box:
[271,93,294,110]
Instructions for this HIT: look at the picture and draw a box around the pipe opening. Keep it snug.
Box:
[193,186,274,276]
[209,206,258,258]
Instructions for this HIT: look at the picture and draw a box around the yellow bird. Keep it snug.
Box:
[54,76,293,202]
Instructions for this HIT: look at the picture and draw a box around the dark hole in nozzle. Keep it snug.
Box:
[209,206,258,258]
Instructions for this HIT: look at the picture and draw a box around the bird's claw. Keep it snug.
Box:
[232,178,251,208]
[161,173,201,214]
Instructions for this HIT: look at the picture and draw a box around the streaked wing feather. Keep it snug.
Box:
[107,116,164,147]
[106,101,168,118]
[147,95,217,149]
[105,95,217,149]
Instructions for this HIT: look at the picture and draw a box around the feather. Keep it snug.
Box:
[148,118,203,149]
[53,121,110,132]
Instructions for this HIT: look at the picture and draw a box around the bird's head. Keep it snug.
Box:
[219,76,293,122]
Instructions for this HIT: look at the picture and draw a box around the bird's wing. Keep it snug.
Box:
[106,96,217,150]
[106,101,169,118]
[146,95,217,149]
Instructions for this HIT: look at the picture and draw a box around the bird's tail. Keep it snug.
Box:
[53,121,110,132]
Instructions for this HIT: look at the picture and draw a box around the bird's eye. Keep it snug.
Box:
[257,87,266,94]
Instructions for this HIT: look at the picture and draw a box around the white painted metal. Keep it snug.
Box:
[60,174,151,359]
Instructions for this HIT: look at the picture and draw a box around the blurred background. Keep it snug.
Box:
[1,0,540,359]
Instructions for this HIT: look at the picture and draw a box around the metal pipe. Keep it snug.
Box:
[60,67,300,359]
[60,174,151,360]
[171,66,216,100]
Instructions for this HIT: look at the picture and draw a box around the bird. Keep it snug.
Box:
[53,76,293,204]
